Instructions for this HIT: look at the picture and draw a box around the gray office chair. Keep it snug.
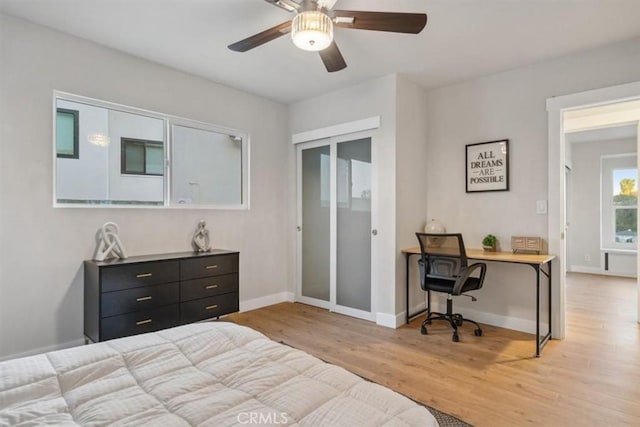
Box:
[415,232,486,342]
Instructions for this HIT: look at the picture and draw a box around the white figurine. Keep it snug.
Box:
[94,222,128,261]
[192,220,211,252]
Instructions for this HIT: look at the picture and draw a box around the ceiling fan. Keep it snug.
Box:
[228,0,427,72]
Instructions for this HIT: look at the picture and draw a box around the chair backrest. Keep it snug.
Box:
[415,232,468,284]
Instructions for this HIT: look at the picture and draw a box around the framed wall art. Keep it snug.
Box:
[465,139,509,192]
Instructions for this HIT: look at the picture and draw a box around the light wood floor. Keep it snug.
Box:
[228,273,640,426]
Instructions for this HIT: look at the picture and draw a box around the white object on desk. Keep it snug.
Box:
[424,219,446,247]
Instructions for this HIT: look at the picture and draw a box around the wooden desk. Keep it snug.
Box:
[402,247,555,357]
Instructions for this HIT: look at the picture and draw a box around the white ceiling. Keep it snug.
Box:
[2,0,640,104]
[566,124,637,144]
[565,100,640,144]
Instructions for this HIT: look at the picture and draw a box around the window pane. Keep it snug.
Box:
[56,110,76,156]
[124,143,145,174]
[615,208,637,243]
[613,168,637,206]
[146,144,164,175]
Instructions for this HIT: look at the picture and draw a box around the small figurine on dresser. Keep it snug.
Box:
[192,219,211,252]
[93,222,128,261]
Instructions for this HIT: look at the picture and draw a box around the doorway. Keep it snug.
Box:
[296,132,376,321]
[565,123,638,277]
[547,81,640,339]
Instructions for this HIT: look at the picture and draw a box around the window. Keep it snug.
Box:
[612,168,637,244]
[55,92,249,208]
[601,154,637,250]
[56,108,79,158]
[121,138,164,176]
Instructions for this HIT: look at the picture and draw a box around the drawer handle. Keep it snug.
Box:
[205,284,219,290]
[136,273,153,278]
[205,304,219,310]
[205,265,218,270]
[136,319,152,326]
[136,296,153,302]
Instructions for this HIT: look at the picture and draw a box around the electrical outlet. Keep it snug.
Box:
[536,200,548,214]
[584,254,591,262]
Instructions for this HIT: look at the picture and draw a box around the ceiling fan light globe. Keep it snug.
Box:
[291,11,333,51]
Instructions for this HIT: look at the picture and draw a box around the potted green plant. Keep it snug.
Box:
[482,234,497,252]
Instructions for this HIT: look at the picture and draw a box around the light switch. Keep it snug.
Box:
[536,200,548,214]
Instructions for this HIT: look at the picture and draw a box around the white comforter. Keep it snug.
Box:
[0,322,438,426]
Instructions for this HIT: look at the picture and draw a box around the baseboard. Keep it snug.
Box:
[0,338,85,363]
[568,265,602,274]
[377,301,427,329]
[239,291,295,313]
[376,312,404,329]
[1,292,293,363]
[569,265,636,278]
[429,301,541,335]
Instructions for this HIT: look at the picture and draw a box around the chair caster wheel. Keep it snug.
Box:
[455,318,463,326]
[474,329,483,337]
[420,326,428,335]
[452,333,459,342]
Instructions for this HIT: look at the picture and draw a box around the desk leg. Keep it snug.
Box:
[405,253,410,325]
[548,261,552,342]
[535,265,541,357]
[534,260,553,357]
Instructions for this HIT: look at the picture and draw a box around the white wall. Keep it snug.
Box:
[0,14,290,359]
[395,77,428,315]
[568,138,636,271]
[425,37,640,332]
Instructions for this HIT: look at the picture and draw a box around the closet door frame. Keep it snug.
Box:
[295,130,377,322]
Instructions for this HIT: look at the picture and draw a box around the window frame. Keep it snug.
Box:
[53,91,250,209]
[56,108,79,159]
[601,153,638,251]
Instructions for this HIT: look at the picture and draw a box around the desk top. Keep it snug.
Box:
[402,246,555,265]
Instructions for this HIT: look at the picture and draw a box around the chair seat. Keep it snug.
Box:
[425,276,482,294]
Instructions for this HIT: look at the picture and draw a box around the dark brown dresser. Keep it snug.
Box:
[84,250,239,342]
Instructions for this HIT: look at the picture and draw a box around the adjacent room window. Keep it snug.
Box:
[612,168,637,244]
[121,138,164,176]
[601,154,637,250]
[56,108,79,158]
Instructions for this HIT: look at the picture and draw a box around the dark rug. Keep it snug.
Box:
[278,341,472,426]
[414,402,472,427]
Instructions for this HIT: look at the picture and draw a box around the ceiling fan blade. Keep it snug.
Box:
[333,11,427,34]
[228,21,292,52]
[319,41,347,72]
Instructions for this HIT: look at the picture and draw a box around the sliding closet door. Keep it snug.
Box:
[296,134,375,320]
[298,142,331,307]
[336,137,372,313]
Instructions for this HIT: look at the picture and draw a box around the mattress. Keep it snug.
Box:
[0,322,438,426]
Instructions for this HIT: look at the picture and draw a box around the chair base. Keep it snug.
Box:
[420,297,483,342]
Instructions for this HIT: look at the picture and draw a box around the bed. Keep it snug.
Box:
[0,322,438,426]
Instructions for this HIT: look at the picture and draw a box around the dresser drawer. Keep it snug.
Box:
[180,254,238,280]
[180,274,238,302]
[101,282,179,318]
[180,293,239,323]
[101,260,179,292]
[101,304,179,341]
